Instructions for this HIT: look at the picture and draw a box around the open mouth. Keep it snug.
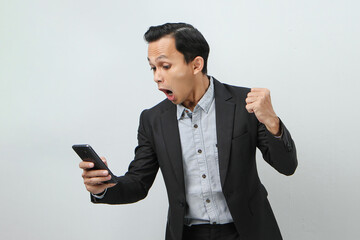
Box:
[165,90,173,95]
[159,88,175,101]
[159,88,173,95]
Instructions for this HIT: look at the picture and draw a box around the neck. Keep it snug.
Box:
[182,74,210,111]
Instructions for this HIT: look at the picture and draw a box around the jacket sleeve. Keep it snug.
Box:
[256,118,298,176]
[91,110,159,204]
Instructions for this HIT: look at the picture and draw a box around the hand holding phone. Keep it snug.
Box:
[74,144,117,195]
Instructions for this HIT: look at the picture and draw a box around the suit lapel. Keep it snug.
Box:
[160,103,185,193]
[213,79,235,187]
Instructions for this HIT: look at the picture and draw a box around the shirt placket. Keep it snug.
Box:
[191,106,219,224]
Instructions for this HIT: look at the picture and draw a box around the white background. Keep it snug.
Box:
[1,0,359,239]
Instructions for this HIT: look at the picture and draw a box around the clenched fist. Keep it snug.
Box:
[245,88,281,136]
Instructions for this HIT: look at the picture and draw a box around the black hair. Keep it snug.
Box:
[144,23,210,74]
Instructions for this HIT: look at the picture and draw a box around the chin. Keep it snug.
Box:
[171,98,181,105]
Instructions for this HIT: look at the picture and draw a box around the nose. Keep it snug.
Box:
[153,70,163,83]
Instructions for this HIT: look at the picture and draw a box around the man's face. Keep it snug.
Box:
[147,36,195,105]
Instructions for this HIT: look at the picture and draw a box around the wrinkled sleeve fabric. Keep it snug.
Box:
[256,118,298,176]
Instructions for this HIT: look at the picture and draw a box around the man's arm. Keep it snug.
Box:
[257,120,298,175]
[79,110,159,204]
[245,88,298,175]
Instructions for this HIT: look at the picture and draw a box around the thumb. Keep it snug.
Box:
[100,156,108,166]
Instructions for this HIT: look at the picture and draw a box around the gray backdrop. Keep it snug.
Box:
[1,0,359,239]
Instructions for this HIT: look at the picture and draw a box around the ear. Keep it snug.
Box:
[192,56,204,75]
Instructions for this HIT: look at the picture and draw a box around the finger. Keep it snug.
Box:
[82,169,109,178]
[84,175,112,185]
[103,183,117,188]
[252,88,270,98]
[245,103,254,113]
[245,96,257,104]
[79,161,94,169]
[247,91,261,98]
[251,88,266,92]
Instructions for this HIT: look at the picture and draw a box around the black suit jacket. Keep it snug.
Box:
[91,78,298,240]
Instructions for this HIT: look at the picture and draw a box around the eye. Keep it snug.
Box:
[150,66,156,71]
[163,65,171,70]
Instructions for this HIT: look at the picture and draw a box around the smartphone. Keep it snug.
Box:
[72,144,118,184]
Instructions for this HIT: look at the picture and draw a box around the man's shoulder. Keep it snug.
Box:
[222,82,250,93]
[139,98,173,120]
[212,77,251,99]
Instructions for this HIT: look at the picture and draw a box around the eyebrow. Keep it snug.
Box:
[147,55,169,63]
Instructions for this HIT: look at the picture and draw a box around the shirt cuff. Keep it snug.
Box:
[273,126,284,139]
[91,188,107,199]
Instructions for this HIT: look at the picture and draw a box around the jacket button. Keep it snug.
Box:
[198,149,202,154]
[179,202,185,207]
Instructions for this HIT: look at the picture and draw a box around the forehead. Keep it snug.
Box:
[147,36,183,62]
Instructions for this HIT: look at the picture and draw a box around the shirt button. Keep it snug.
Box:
[202,174,206,179]
[194,124,198,128]
[206,199,210,203]
[198,149,202,154]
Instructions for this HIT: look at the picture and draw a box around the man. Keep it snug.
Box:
[79,23,297,240]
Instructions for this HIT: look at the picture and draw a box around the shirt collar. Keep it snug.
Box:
[176,76,214,120]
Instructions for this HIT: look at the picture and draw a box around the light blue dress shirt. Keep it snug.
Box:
[93,77,235,225]
[177,77,233,226]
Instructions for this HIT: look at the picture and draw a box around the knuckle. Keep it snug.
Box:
[85,177,95,185]
[102,176,110,181]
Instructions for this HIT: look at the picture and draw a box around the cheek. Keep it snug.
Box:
[171,66,193,91]
[174,76,192,95]
[170,66,187,79]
